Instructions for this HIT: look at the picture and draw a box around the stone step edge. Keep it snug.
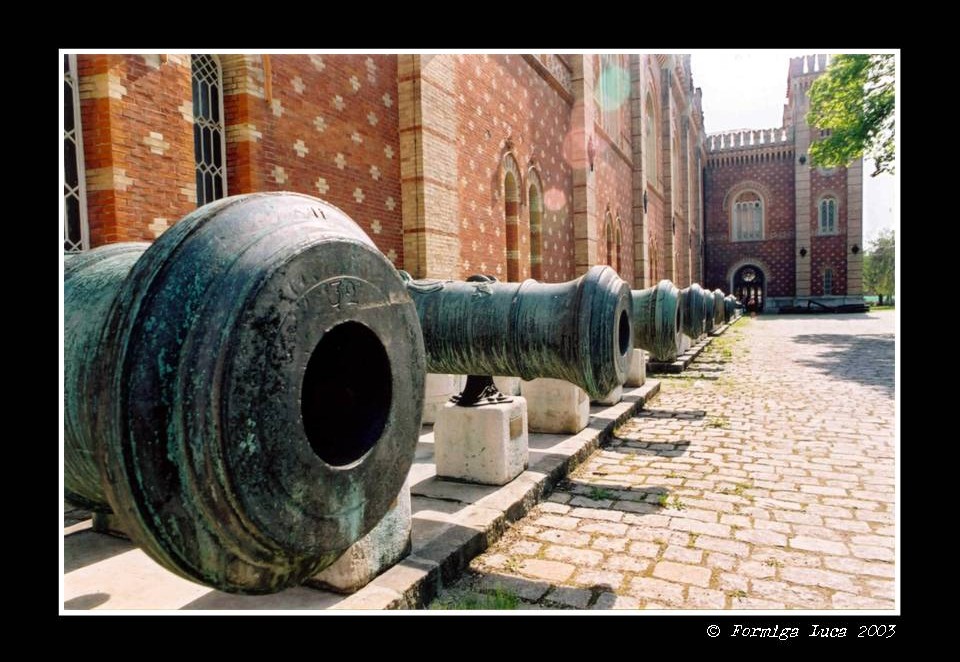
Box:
[330,379,662,610]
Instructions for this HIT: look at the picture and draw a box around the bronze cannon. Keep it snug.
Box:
[703,290,716,334]
[64,193,426,594]
[401,266,633,403]
[631,279,681,363]
[712,288,726,327]
[724,295,740,322]
[679,283,707,339]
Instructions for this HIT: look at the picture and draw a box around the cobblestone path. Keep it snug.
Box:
[430,312,896,610]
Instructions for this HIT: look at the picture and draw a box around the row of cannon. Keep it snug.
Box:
[64,192,741,594]
[635,279,740,364]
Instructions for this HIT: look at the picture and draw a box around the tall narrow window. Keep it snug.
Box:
[605,214,614,268]
[63,54,88,253]
[818,197,837,235]
[732,191,763,241]
[192,54,227,206]
[528,180,543,280]
[596,55,624,142]
[823,268,833,295]
[615,223,622,274]
[504,171,520,281]
[645,95,658,187]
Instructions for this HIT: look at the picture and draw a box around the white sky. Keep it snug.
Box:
[690,50,897,245]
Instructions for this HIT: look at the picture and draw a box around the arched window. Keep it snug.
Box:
[645,94,658,187]
[595,55,625,142]
[615,222,622,274]
[732,191,763,241]
[818,197,838,235]
[604,213,614,268]
[63,54,88,252]
[192,54,227,206]
[504,169,520,281]
[528,175,543,280]
[823,267,834,295]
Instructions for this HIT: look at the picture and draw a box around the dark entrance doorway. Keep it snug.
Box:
[733,265,765,313]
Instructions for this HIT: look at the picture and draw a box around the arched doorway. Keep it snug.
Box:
[733,265,765,313]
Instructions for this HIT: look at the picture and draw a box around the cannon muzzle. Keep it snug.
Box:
[632,279,681,363]
[679,283,707,338]
[64,192,425,594]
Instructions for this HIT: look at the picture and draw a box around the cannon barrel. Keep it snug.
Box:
[632,279,681,363]
[65,242,151,511]
[679,283,707,338]
[713,289,726,326]
[724,295,738,322]
[402,266,633,400]
[703,290,716,333]
[64,192,426,594]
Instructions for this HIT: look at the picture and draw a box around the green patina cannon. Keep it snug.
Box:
[631,279,681,363]
[712,288,726,327]
[724,295,740,322]
[680,283,707,339]
[401,266,633,404]
[703,290,716,333]
[64,193,426,594]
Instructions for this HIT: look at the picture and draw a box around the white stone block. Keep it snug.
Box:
[625,349,646,387]
[521,378,590,434]
[433,399,528,485]
[678,334,692,355]
[422,373,465,424]
[493,375,521,396]
[308,479,412,594]
[593,384,623,405]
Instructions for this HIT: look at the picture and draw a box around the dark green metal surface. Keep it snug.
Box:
[712,289,726,326]
[632,279,681,363]
[703,291,716,333]
[724,295,739,322]
[402,265,633,400]
[679,284,706,338]
[64,243,150,511]
[65,192,426,594]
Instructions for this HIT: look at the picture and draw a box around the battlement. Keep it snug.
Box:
[789,54,832,78]
[706,127,794,153]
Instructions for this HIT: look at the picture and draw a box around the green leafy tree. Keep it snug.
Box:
[807,54,895,177]
[863,228,895,306]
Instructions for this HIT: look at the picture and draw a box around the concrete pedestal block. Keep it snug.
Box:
[493,375,521,396]
[521,378,590,434]
[433,399,528,485]
[625,349,646,387]
[678,334,692,354]
[593,384,623,405]
[307,479,412,594]
[422,373,465,424]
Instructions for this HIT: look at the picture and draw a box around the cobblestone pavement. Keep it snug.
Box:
[430,312,896,610]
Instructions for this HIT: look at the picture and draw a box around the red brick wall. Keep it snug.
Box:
[453,54,574,282]
[223,54,403,267]
[703,152,796,296]
[595,140,634,284]
[78,55,195,246]
[646,187,667,282]
[810,166,849,295]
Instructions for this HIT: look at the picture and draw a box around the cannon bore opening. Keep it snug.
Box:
[301,321,392,467]
[618,309,631,357]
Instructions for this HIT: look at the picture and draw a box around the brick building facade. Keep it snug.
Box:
[63,53,706,291]
[702,54,863,311]
[63,53,862,308]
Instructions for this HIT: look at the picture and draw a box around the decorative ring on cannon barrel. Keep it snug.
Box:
[64,192,426,594]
